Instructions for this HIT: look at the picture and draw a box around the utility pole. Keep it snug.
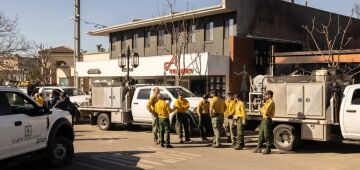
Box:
[74,0,80,88]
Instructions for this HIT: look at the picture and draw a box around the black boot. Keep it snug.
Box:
[253,146,262,153]
[262,146,271,154]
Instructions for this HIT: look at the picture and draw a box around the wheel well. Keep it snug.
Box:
[55,125,74,142]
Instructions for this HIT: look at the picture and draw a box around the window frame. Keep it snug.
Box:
[121,35,127,51]
[225,18,235,39]
[145,31,151,48]
[158,29,165,46]
[137,88,151,100]
[188,24,196,43]
[351,89,360,105]
[205,21,214,42]
[111,36,117,51]
[132,33,139,49]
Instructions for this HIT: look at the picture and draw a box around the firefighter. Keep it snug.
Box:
[253,90,275,154]
[34,93,45,106]
[146,87,160,145]
[209,90,226,148]
[197,94,211,141]
[224,92,236,146]
[174,92,191,143]
[234,94,247,150]
[155,93,176,148]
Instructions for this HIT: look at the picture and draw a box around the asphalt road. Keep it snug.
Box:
[4,124,360,170]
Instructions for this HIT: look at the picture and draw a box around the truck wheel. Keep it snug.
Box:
[273,124,300,151]
[45,136,74,167]
[97,113,112,130]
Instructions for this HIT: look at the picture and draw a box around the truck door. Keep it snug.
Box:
[341,87,360,140]
[0,94,13,160]
[132,88,152,122]
[3,92,47,156]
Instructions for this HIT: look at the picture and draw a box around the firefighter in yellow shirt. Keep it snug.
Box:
[174,92,191,143]
[209,90,226,148]
[253,90,275,154]
[146,87,160,144]
[197,94,211,141]
[223,92,236,146]
[234,94,247,150]
[155,93,176,148]
[34,93,45,106]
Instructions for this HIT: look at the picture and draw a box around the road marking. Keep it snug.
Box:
[73,160,107,170]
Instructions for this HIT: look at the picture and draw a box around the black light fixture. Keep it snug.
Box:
[118,53,126,69]
[132,52,139,68]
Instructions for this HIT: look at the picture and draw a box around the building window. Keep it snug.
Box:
[132,33,138,49]
[158,29,165,46]
[188,24,196,43]
[59,78,69,86]
[225,18,236,39]
[121,35,127,51]
[111,37,116,51]
[145,31,151,48]
[205,22,214,41]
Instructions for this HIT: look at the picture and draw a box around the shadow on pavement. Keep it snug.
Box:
[3,150,156,170]
[75,137,127,141]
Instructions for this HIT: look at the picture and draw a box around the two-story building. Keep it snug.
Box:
[77,0,360,95]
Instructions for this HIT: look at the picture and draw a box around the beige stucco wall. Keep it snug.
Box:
[82,52,110,62]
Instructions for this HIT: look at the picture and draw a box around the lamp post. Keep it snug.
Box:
[118,46,139,84]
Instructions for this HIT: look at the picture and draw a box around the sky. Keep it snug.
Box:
[0,0,358,53]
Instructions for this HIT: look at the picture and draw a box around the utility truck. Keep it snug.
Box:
[78,85,202,131]
[247,71,360,151]
[0,87,74,167]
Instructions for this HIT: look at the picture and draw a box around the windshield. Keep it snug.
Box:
[63,88,85,96]
[166,88,195,98]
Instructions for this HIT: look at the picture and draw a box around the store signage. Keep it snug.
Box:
[168,68,193,75]
[87,69,101,74]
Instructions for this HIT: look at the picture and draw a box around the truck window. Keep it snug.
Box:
[137,89,151,99]
[351,89,360,105]
[4,92,36,114]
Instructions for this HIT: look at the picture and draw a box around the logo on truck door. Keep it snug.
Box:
[25,125,32,137]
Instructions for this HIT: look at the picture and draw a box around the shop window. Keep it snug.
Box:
[188,24,196,43]
[111,37,116,51]
[205,22,214,41]
[59,78,69,86]
[121,35,127,51]
[132,33,138,49]
[225,18,236,39]
[145,31,151,48]
[158,30,165,46]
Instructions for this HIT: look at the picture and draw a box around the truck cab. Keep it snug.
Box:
[131,86,202,124]
[0,87,74,167]
[340,84,360,140]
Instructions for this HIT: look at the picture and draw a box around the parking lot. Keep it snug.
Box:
[5,124,360,170]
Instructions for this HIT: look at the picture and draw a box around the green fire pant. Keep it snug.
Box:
[223,116,236,144]
[176,112,190,140]
[152,116,159,141]
[236,118,245,147]
[198,114,211,139]
[211,114,224,146]
[257,118,273,148]
[159,117,171,145]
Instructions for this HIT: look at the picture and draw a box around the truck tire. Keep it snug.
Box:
[45,136,74,167]
[273,124,300,151]
[97,113,112,130]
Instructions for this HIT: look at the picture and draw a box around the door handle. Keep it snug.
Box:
[133,102,138,105]
[14,121,22,126]
[346,110,357,113]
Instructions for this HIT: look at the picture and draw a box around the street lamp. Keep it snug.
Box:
[118,46,139,83]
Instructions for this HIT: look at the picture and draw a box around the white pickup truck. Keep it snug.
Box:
[79,85,202,131]
[0,87,74,167]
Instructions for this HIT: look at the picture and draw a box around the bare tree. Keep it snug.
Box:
[29,43,57,85]
[154,0,203,86]
[302,12,353,68]
[355,4,360,19]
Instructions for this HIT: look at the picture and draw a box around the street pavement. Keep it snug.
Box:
[4,124,360,170]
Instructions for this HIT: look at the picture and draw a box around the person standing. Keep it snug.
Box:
[174,92,191,143]
[209,90,226,148]
[54,92,77,125]
[197,94,211,141]
[234,94,247,150]
[223,92,236,146]
[253,90,275,154]
[46,90,61,109]
[146,87,160,145]
[34,93,45,106]
[155,93,176,148]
